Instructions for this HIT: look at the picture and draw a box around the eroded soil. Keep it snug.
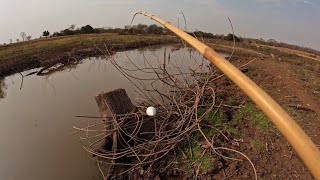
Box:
[207,43,320,179]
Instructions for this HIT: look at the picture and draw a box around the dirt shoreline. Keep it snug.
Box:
[207,41,320,179]
[1,35,319,179]
[0,34,178,78]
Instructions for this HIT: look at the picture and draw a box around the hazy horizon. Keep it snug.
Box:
[1,0,319,50]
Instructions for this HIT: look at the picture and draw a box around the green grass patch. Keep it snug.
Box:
[226,98,238,106]
[245,69,258,78]
[234,103,271,130]
[252,138,264,150]
[197,102,271,138]
[197,107,228,125]
[177,141,214,171]
[177,102,271,172]
[197,104,240,137]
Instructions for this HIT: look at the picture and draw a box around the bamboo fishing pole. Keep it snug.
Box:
[134,12,320,178]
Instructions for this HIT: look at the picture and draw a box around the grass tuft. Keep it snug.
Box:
[234,103,271,130]
[178,142,214,171]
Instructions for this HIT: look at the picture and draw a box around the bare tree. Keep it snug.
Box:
[9,39,12,44]
[20,32,26,41]
[26,36,32,41]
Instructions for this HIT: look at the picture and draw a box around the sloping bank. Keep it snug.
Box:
[0,33,178,78]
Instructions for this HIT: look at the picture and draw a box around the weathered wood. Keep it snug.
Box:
[95,88,135,117]
[95,88,135,150]
[95,89,136,179]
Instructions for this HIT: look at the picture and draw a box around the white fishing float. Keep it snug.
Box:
[146,106,156,116]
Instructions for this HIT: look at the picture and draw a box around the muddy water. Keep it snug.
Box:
[0,45,228,180]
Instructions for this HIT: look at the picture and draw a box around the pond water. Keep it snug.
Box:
[0,45,228,180]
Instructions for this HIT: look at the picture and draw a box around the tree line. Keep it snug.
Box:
[41,23,241,43]
[2,24,318,55]
[3,32,32,46]
[41,24,172,37]
[2,24,170,45]
[1,23,241,46]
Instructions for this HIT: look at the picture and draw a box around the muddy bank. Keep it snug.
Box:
[1,35,319,179]
[0,34,177,78]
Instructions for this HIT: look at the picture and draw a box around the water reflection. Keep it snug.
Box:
[0,44,229,180]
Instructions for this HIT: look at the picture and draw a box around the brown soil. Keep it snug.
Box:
[1,36,319,179]
[206,44,320,179]
[112,42,320,179]
[258,44,320,62]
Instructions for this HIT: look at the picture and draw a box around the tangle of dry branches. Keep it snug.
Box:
[73,44,257,179]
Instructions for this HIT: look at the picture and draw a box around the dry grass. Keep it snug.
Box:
[0,33,178,77]
[0,33,176,61]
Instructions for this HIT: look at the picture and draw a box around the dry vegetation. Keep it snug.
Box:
[0,33,177,77]
[71,35,320,179]
[73,46,260,179]
[1,30,319,179]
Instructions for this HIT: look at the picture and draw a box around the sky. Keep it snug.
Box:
[0,0,319,50]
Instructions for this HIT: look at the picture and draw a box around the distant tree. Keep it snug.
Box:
[26,36,32,41]
[215,34,224,39]
[136,24,148,34]
[69,24,76,31]
[124,25,132,30]
[103,27,113,30]
[43,30,50,37]
[113,28,124,33]
[62,29,75,35]
[268,39,277,43]
[190,31,215,39]
[16,39,20,42]
[93,28,101,33]
[225,33,240,42]
[20,32,26,41]
[52,32,63,36]
[147,24,163,34]
[80,25,95,34]
[9,39,12,44]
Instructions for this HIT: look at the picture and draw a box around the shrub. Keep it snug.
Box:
[43,31,50,37]
[188,31,215,39]
[80,25,95,34]
[225,33,240,42]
